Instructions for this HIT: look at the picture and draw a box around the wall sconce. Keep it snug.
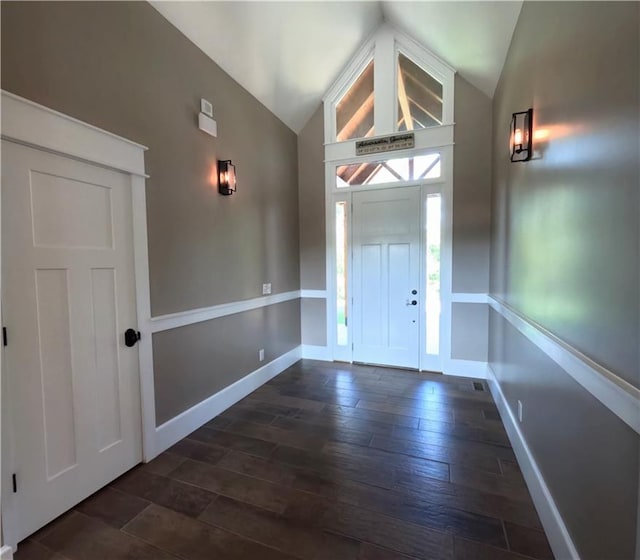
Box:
[510,108,533,162]
[218,160,236,195]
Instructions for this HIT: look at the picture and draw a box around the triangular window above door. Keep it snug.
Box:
[324,25,455,144]
[336,59,375,142]
[397,53,443,130]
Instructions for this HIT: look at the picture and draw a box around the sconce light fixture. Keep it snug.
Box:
[218,160,236,195]
[510,108,533,162]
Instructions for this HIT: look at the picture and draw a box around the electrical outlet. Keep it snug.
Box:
[262,283,272,295]
[517,400,523,423]
[259,349,265,362]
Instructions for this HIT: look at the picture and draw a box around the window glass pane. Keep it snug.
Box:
[336,153,441,188]
[425,194,441,355]
[397,53,443,131]
[336,202,348,346]
[336,60,375,141]
[414,153,441,179]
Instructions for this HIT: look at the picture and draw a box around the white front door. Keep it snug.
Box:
[352,186,421,368]
[2,140,142,543]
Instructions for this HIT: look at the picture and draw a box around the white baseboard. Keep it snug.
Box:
[301,344,332,361]
[487,366,579,560]
[444,359,488,379]
[152,346,302,457]
[0,545,13,560]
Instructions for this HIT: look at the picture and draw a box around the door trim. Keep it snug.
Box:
[0,91,152,549]
[1,91,148,177]
[324,143,454,374]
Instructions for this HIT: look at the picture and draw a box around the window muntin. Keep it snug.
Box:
[336,152,441,188]
[397,53,443,131]
[336,60,375,142]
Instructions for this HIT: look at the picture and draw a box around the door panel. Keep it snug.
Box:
[2,140,142,543]
[388,243,411,348]
[34,268,78,479]
[361,244,383,346]
[352,186,421,368]
[91,267,123,451]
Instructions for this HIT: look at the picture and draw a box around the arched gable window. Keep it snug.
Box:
[324,25,455,145]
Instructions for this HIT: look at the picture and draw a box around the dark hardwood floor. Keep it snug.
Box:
[15,359,554,560]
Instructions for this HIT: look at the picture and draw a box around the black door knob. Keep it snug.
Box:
[124,328,141,347]
[411,300,417,306]
[411,290,417,295]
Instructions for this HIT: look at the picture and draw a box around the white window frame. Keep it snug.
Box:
[393,37,455,130]
[332,148,445,192]
[325,145,454,371]
[323,24,456,372]
[323,42,375,144]
[323,23,455,144]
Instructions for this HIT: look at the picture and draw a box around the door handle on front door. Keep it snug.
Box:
[405,300,418,306]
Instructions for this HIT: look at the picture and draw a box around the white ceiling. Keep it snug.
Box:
[151,1,522,133]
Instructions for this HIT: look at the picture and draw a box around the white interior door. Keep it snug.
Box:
[1,140,142,543]
[352,186,421,368]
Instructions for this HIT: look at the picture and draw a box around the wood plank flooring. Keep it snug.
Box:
[15,359,554,560]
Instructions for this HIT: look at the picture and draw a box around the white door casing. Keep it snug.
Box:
[1,141,143,544]
[325,152,453,371]
[352,186,421,368]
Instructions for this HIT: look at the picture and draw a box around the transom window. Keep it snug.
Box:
[336,152,441,188]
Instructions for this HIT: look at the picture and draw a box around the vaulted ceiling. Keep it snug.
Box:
[151,1,523,133]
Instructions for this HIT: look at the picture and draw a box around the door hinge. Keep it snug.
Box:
[12,473,17,493]
[345,316,348,327]
[2,327,7,347]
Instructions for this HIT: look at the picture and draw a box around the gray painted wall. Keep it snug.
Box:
[301,298,327,347]
[1,1,301,424]
[451,303,488,362]
[489,2,639,558]
[490,310,639,559]
[453,76,493,295]
[298,105,327,291]
[1,1,300,317]
[490,1,639,387]
[154,300,300,425]
[297,104,329,346]
[450,76,493,362]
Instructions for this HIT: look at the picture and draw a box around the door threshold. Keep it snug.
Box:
[352,361,419,372]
